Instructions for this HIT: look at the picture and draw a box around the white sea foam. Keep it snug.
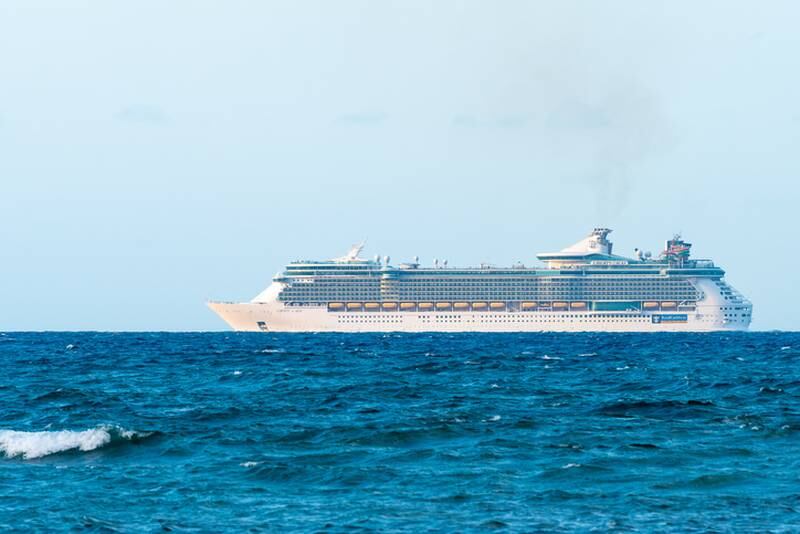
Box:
[0,426,147,460]
[232,370,242,376]
[240,461,261,468]
[562,463,582,469]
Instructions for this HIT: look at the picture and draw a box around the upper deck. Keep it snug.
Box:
[277,229,724,281]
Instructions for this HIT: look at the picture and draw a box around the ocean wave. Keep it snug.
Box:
[0,425,154,460]
[3,332,800,530]
[595,399,716,419]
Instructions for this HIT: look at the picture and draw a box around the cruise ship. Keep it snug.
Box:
[209,229,752,332]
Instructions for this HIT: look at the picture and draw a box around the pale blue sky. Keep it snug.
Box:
[1,1,798,330]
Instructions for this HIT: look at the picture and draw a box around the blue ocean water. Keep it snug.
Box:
[1,332,799,532]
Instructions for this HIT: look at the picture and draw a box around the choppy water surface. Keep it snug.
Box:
[1,332,799,532]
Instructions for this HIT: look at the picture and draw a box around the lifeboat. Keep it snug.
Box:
[643,301,659,309]
[418,302,433,310]
[490,302,505,309]
[454,302,469,310]
[570,302,587,309]
[400,302,416,310]
[346,302,362,310]
[661,301,677,309]
[382,302,398,310]
[435,302,451,309]
[364,302,380,310]
[328,302,344,311]
[472,302,488,310]
[553,301,568,309]
[521,302,538,310]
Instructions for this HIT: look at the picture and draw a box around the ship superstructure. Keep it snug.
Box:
[209,229,752,332]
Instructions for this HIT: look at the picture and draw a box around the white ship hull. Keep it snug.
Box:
[208,302,747,332]
[209,279,750,333]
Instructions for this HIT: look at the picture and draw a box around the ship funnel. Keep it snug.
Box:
[384,256,390,265]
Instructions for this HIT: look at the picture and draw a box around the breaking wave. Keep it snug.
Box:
[0,425,154,460]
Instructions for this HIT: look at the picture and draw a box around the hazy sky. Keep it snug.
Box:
[1,1,798,330]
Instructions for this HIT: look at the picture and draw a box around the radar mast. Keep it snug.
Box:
[333,241,366,263]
